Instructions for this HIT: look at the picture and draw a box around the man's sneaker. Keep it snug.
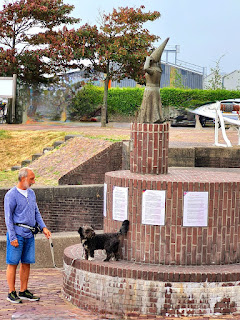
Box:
[7,291,22,304]
[19,289,40,301]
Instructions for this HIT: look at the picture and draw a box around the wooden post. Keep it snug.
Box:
[11,74,17,123]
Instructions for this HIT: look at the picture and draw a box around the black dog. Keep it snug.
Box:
[78,220,129,262]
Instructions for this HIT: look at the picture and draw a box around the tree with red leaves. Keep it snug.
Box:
[66,6,161,126]
[0,0,79,83]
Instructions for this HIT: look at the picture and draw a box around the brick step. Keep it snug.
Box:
[63,244,240,317]
[64,244,240,283]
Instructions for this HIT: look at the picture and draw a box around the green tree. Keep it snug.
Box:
[97,6,160,127]
[0,0,79,83]
[206,55,224,90]
[66,6,160,127]
[171,69,186,89]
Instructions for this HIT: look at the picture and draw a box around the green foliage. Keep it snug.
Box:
[67,6,161,126]
[0,0,79,83]
[70,86,240,117]
[69,84,104,119]
[95,6,160,83]
[160,88,240,109]
[0,130,10,139]
[107,87,143,115]
[206,55,224,90]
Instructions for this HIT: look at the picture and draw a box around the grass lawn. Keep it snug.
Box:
[0,130,66,171]
[0,129,128,188]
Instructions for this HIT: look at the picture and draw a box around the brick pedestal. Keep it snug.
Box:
[63,120,240,317]
[130,122,169,174]
[104,168,240,265]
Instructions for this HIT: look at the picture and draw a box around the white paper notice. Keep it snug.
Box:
[112,186,128,221]
[142,190,166,225]
[103,183,107,217]
[183,192,208,227]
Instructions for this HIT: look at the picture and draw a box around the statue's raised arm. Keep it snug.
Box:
[137,37,169,124]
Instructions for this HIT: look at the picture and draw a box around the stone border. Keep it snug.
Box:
[64,245,240,283]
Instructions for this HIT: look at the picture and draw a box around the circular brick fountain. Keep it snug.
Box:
[63,122,240,317]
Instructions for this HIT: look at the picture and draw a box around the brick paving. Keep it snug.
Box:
[0,268,114,320]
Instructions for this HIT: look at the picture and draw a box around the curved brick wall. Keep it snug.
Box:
[104,168,240,265]
[63,244,240,317]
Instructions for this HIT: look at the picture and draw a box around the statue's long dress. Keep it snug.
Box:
[137,67,164,123]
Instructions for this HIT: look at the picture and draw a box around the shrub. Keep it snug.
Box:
[69,84,104,119]
[69,86,240,118]
[107,87,143,115]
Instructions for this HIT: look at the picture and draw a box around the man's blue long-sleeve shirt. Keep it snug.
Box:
[4,186,46,242]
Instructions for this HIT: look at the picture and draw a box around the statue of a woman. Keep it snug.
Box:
[137,38,169,123]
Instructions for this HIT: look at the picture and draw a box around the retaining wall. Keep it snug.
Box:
[0,185,104,236]
[59,142,123,185]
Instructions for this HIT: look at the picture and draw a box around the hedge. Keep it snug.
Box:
[69,85,240,118]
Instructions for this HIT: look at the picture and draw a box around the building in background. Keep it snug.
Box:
[64,45,205,90]
[223,70,240,90]
[203,70,240,91]
[203,72,224,90]
[110,62,204,89]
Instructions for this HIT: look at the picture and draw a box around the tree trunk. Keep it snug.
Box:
[30,84,40,117]
[101,63,110,127]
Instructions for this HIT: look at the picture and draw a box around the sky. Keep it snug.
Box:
[1,0,239,75]
[66,0,240,76]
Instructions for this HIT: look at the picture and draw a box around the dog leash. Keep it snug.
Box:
[49,237,81,271]
[48,237,57,268]
[15,223,62,270]
[48,237,64,270]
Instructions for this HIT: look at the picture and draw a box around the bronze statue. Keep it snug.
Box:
[137,38,169,123]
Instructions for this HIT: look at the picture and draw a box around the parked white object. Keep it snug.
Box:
[191,99,240,147]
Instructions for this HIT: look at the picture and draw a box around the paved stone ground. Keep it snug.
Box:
[1,268,240,320]
[0,268,115,320]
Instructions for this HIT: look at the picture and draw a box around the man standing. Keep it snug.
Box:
[4,167,51,303]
